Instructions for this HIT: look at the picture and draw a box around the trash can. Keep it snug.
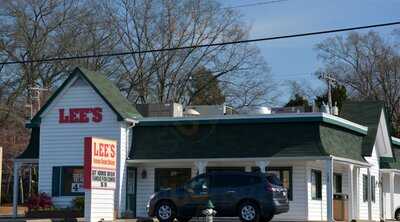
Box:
[333,194,349,221]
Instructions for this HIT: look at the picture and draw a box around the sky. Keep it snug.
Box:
[219,0,400,105]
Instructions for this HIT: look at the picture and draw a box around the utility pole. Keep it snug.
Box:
[27,87,48,118]
[319,73,337,114]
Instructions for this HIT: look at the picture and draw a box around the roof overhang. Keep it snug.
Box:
[380,168,400,174]
[127,155,370,167]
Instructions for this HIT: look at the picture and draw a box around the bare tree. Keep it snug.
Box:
[106,0,275,109]
[0,0,119,202]
[316,31,400,134]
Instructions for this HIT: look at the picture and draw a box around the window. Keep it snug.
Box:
[210,174,261,188]
[371,176,376,202]
[363,174,368,202]
[311,170,322,200]
[252,167,293,200]
[155,168,191,192]
[52,166,84,196]
[333,173,342,193]
[186,175,209,192]
[206,167,245,173]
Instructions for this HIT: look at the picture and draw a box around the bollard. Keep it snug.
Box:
[202,200,216,222]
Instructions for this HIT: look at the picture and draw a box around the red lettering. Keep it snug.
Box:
[69,109,79,122]
[110,145,115,158]
[79,108,90,123]
[94,142,99,156]
[92,108,102,122]
[58,107,103,124]
[59,109,69,123]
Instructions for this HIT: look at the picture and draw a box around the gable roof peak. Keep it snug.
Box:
[28,67,141,127]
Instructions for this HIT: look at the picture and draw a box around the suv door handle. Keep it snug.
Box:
[226,190,236,194]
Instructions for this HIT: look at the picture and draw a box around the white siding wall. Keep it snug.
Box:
[358,147,380,221]
[136,167,155,217]
[394,176,400,218]
[38,78,123,208]
[273,163,308,221]
[382,173,400,219]
[306,161,350,221]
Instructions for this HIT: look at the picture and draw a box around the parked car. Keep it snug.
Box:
[147,171,289,222]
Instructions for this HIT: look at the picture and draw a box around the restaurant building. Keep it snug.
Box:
[13,67,400,221]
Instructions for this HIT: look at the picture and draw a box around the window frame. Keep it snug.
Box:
[311,169,322,200]
[52,166,84,197]
[371,176,376,203]
[252,166,293,201]
[333,173,343,194]
[154,168,192,192]
[363,174,369,202]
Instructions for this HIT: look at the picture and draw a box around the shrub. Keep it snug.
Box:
[72,196,84,212]
[25,192,53,211]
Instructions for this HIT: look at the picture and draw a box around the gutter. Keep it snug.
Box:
[127,155,371,167]
[380,168,400,174]
[124,118,139,124]
[331,155,371,167]
[392,137,400,146]
[126,156,333,163]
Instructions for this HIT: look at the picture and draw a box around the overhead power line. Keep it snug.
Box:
[222,0,288,9]
[1,21,400,65]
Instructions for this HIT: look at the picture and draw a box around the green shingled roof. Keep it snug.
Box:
[29,67,141,126]
[340,101,385,156]
[130,117,366,162]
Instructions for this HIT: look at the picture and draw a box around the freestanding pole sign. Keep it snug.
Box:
[84,137,117,222]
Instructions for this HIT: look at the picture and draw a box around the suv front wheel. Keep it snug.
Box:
[155,201,176,222]
[238,201,260,222]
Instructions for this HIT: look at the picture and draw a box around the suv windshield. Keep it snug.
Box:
[266,173,283,186]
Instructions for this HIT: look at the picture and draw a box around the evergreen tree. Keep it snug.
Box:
[284,94,311,111]
[315,85,348,110]
[190,68,225,105]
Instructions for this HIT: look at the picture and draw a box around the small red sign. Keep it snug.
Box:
[84,137,117,190]
[59,108,102,123]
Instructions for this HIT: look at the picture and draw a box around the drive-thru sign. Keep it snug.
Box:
[84,137,117,221]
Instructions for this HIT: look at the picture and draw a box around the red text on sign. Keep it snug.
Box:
[59,108,102,123]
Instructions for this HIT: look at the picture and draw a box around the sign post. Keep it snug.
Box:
[84,137,117,222]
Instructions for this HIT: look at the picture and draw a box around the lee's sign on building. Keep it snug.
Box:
[59,107,102,123]
[84,137,117,189]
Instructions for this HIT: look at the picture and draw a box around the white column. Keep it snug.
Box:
[325,158,333,222]
[12,161,20,218]
[195,160,208,175]
[390,172,395,219]
[348,164,354,221]
[367,168,372,221]
[354,167,359,219]
[255,160,269,173]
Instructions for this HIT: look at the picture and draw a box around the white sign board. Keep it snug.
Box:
[84,137,117,222]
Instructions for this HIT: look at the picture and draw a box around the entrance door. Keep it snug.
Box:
[126,167,137,217]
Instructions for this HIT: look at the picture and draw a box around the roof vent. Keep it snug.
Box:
[252,106,271,115]
[184,108,200,116]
